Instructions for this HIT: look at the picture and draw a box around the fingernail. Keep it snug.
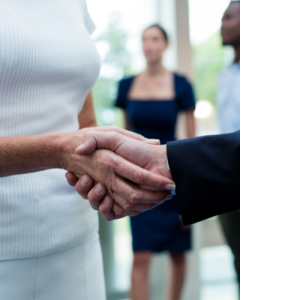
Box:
[103,196,109,203]
[164,194,173,201]
[148,139,160,142]
[95,184,103,195]
[76,144,85,152]
[165,184,176,191]
[81,175,90,186]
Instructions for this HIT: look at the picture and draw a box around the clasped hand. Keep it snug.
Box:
[65,127,175,221]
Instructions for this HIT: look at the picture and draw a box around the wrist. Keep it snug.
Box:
[54,131,85,171]
[156,145,173,181]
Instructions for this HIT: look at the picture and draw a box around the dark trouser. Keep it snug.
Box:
[219,210,240,292]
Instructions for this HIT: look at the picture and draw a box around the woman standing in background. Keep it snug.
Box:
[116,25,196,300]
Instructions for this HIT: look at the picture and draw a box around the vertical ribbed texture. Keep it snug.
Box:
[0,0,101,260]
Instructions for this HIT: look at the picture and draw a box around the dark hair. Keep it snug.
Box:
[144,24,169,43]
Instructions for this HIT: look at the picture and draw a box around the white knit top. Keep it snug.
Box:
[0,0,101,259]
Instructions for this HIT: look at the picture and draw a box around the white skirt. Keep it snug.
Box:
[0,234,106,300]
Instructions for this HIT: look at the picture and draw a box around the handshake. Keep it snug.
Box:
[63,126,175,221]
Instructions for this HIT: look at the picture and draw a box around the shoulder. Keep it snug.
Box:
[173,73,194,98]
[174,73,192,86]
[118,76,135,92]
[217,66,230,85]
[119,76,135,86]
[218,64,239,78]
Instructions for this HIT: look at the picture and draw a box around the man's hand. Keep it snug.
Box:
[67,131,174,220]
[66,147,174,219]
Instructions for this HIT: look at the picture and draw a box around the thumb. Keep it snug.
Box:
[76,131,160,156]
[76,133,97,156]
[145,139,160,145]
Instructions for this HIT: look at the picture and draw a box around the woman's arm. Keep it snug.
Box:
[124,111,131,131]
[0,132,69,177]
[0,91,96,178]
[185,109,196,138]
[78,91,97,129]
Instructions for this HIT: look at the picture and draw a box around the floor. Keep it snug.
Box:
[112,232,239,300]
[200,245,239,300]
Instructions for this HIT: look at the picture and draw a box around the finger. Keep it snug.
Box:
[75,174,94,200]
[77,131,130,155]
[88,183,107,210]
[112,202,140,218]
[76,133,97,156]
[111,155,175,192]
[110,175,173,205]
[76,127,156,156]
[111,191,162,212]
[98,126,147,142]
[76,132,175,191]
[65,171,79,186]
[99,195,116,221]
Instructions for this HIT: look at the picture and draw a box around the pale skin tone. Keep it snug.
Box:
[0,91,176,220]
[71,26,196,300]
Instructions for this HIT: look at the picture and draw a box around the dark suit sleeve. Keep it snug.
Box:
[167,131,240,226]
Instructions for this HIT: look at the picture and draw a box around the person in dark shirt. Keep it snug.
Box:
[115,25,196,300]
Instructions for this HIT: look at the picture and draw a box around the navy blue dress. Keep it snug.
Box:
[116,73,196,253]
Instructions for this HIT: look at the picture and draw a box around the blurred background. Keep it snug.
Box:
[86,0,238,299]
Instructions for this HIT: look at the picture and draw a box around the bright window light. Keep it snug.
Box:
[194,100,214,119]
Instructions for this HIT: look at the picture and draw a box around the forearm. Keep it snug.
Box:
[167,131,240,225]
[186,110,196,138]
[124,111,131,131]
[80,121,97,129]
[78,91,97,129]
[0,132,80,177]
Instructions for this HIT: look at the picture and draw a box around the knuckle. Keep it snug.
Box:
[136,134,144,140]
[110,191,118,202]
[132,170,144,184]
[128,192,138,204]
[110,132,121,149]
[110,125,118,131]
[103,153,114,169]
[111,158,121,172]
[124,201,133,211]
[85,131,93,138]
[88,193,97,203]
[129,192,142,204]
[105,178,114,191]
[98,151,108,162]
[114,206,123,216]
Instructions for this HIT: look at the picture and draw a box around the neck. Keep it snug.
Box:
[145,61,165,76]
[234,44,240,63]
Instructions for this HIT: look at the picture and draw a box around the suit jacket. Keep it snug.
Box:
[167,131,240,226]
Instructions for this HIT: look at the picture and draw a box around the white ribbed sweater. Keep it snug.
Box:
[0,0,101,259]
